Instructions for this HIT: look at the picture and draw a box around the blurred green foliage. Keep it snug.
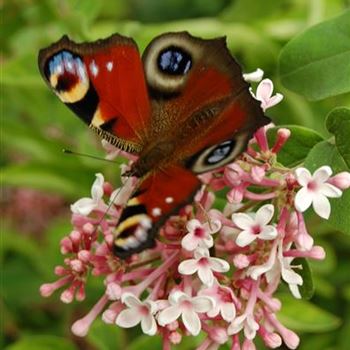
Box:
[1,0,350,349]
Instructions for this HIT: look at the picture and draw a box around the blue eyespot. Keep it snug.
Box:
[206,140,235,165]
[157,46,192,75]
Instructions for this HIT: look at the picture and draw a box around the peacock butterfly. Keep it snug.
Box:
[38,32,269,259]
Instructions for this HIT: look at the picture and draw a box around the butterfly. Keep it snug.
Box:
[38,31,269,259]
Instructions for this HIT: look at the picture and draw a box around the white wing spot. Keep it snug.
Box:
[89,60,99,77]
[165,197,174,204]
[106,61,113,71]
[152,208,162,217]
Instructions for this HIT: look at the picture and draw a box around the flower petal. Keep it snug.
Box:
[295,168,312,186]
[227,314,246,335]
[181,233,198,251]
[294,187,313,213]
[245,315,259,340]
[258,225,277,240]
[255,204,274,226]
[70,197,96,215]
[243,68,264,83]
[178,259,198,275]
[192,296,215,313]
[209,257,230,273]
[236,231,257,247]
[232,213,254,230]
[320,183,342,198]
[312,193,331,219]
[313,166,332,184]
[221,302,236,322]
[256,79,273,100]
[182,309,201,336]
[121,293,142,308]
[91,173,104,200]
[116,308,141,328]
[157,305,182,326]
[198,265,214,286]
[141,314,157,335]
[186,219,201,232]
[266,93,283,109]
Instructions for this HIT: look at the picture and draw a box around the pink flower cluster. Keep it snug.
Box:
[40,74,350,349]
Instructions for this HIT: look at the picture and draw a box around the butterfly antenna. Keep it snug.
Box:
[63,149,121,164]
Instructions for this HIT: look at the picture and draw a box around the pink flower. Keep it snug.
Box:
[250,79,283,111]
[178,248,230,286]
[157,291,215,336]
[116,293,158,335]
[294,166,343,219]
[199,282,237,322]
[181,218,221,251]
[228,313,260,340]
[232,204,278,247]
[70,173,105,215]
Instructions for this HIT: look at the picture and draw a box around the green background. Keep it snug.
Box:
[1,0,350,349]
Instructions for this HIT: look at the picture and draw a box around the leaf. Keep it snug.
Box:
[277,294,341,332]
[304,140,350,235]
[267,125,324,166]
[295,258,315,300]
[127,335,162,350]
[326,107,350,168]
[279,10,350,100]
[5,336,77,350]
[87,319,124,350]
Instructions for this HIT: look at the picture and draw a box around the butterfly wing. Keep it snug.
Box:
[113,166,201,258]
[38,34,151,153]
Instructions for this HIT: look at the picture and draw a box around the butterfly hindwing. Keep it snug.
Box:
[113,166,201,258]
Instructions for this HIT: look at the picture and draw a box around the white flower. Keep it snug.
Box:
[109,167,137,206]
[178,249,230,286]
[232,204,278,247]
[294,166,342,219]
[228,313,259,339]
[116,293,158,335]
[199,282,236,322]
[70,173,105,215]
[243,68,264,82]
[181,219,221,251]
[247,240,303,299]
[157,291,215,336]
[250,79,283,111]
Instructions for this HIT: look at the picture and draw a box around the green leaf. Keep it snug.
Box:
[127,335,162,350]
[87,319,124,350]
[267,125,324,166]
[304,140,350,235]
[326,107,350,168]
[279,10,350,100]
[5,335,77,350]
[277,294,341,332]
[295,258,315,300]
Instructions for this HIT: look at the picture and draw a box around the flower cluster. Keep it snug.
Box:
[40,71,350,349]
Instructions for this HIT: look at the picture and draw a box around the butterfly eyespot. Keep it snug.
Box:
[188,136,249,174]
[44,50,89,103]
[157,46,192,76]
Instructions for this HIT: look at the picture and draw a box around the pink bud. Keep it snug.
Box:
[280,328,300,349]
[208,327,228,344]
[251,166,265,183]
[76,285,86,301]
[54,266,66,276]
[82,222,95,235]
[78,250,91,262]
[328,172,350,190]
[263,332,282,348]
[60,237,73,254]
[40,283,55,297]
[242,339,256,350]
[106,283,122,301]
[61,288,74,303]
[169,331,182,344]
[272,128,291,154]
[309,246,326,260]
[233,254,250,269]
[70,230,81,243]
[102,309,117,324]
[166,320,179,331]
[71,318,91,337]
[70,259,84,272]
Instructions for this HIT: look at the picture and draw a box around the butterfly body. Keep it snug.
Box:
[38,31,269,258]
